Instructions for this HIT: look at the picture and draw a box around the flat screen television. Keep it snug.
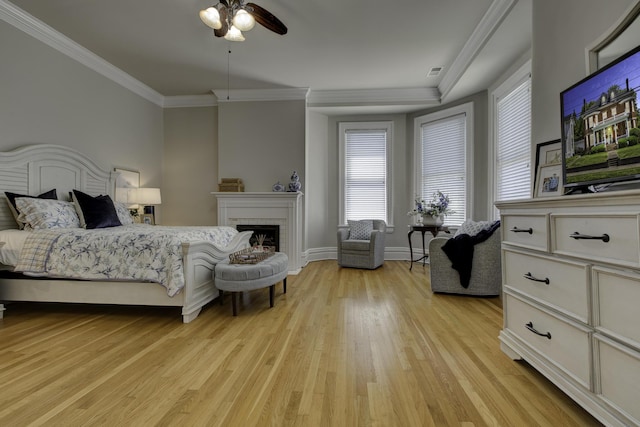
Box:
[560,43,640,193]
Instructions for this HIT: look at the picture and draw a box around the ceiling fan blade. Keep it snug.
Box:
[246,3,288,35]
[213,6,229,37]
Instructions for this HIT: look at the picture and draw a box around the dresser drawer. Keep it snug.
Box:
[594,335,640,425]
[503,249,590,323]
[552,214,640,268]
[593,266,640,349]
[504,293,591,389]
[502,214,549,252]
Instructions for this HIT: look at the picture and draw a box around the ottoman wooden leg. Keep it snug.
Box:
[283,277,287,294]
[231,292,238,316]
[219,290,224,305]
[269,284,275,307]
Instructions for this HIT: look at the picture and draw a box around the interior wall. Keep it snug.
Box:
[163,106,218,226]
[0,20,163,204]
[531,0,636,144]
[217,100,306,192]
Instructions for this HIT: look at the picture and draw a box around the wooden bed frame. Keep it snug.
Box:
[0,144,251,323]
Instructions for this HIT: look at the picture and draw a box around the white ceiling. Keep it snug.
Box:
[5,0,531,112]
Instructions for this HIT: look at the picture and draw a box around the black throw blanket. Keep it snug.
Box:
[441,220,500,289]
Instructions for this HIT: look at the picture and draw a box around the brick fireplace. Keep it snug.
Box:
[212,192,303,273]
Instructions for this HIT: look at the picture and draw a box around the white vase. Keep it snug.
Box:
[422,215,443,226]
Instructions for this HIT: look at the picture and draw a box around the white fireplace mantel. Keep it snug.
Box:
[212,192,303,273]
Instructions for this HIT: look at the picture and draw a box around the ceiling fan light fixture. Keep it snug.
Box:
[199,7,222,30]
[233,9,256,32]
[224,25,245,42]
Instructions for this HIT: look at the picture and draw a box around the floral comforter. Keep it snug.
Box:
[14,225,239,296]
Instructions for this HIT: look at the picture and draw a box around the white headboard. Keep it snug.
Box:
[0,144,115,229]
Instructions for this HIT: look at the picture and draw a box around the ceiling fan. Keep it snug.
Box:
[199,0,288,42]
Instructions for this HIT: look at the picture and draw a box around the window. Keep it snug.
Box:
[414,103,473,227]
[339,121,392,225]
[492,62,532,217]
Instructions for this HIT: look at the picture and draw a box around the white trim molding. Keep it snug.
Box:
[163,95,218,108]
[212,88,310,103]
[439,0,516,102]
[307,88,441,108]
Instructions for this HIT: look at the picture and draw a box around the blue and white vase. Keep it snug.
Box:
[288,170,301,192]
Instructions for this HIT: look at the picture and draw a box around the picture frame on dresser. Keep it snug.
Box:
[533,139,562,197]
[141,213,154,225]
[535,163,563,197]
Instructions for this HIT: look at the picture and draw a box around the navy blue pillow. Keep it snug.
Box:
[72,190,121,229]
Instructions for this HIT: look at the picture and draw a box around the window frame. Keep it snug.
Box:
[489,59,532,219]
[413,102,473,227]
[338,121,394,227]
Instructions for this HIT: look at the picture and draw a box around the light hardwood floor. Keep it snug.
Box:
[0,261,601,426]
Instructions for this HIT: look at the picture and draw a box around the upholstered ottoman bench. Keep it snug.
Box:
[214,252,288,316]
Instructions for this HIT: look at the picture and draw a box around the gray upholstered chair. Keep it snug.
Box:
[428,226,501,296]
[337,219,386,269]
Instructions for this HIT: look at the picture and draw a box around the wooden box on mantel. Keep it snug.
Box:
[218,178,244,192]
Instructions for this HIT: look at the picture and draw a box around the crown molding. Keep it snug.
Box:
[306,88,441,108]
[163,94,218,108]
[212,88,310,103]
[438,0,516,101]
[0,0,164,107]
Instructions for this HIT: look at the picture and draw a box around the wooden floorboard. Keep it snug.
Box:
[0,261,602,426]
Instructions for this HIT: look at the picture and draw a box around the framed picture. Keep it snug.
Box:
[114,168,140,203]
[141,213,155,225]
[533,139,562,196]
[536,163,563,197]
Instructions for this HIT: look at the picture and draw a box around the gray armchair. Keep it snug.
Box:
[428,227,501,296]
[337,219,386,269]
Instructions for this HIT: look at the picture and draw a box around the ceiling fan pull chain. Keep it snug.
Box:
[227,45,231,100]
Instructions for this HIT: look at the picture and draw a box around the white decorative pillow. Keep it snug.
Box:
[454,220,495,237]
[348,219,374,240]
[15,197,81,229]
[114,202,134,225]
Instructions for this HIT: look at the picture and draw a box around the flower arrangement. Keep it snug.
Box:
[408,191,453,218]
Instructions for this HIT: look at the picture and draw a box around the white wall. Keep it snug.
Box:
[531,0,637,143]
[163,107,218,225]
[217,100,306,192]
[0,20,163,206]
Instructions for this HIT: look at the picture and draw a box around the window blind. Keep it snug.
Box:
[421,113,466,226]
[496,77,531,201]
[344,129,387,221]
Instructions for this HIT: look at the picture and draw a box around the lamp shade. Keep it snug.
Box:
[224,25,245,41]
[200,7,222,29]
[233,9,255,31]
[129,188,162,205]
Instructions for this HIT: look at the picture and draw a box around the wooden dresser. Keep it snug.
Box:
[496,190,640,427]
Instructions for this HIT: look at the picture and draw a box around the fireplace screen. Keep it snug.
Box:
[236,224,280,252]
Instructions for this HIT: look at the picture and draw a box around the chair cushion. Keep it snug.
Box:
[341,239,372,251]
[348,219,373,240]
